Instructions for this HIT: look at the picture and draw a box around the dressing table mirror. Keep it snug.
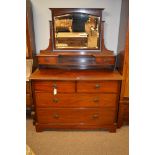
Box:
[37,8,116,70]
[54,13,100,50]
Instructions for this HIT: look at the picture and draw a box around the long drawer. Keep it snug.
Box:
[77,81,119,93]
[33,81,75,93]
[35,92,117,108]
[36,108,115,125]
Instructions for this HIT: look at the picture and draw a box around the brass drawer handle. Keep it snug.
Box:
[95,84,101,89]
[52,98,59,103]
[93,97,99,103]
[92,114,99,119]
[53,114,59,119]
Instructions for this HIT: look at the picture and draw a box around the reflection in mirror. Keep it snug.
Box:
[54,13,100,49]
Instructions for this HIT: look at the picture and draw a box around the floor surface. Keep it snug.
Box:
[26,119,129,155]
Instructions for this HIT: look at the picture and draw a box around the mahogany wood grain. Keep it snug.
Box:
[117,29,129,128]
[26,94,31,107]
[30,69,122,81]
[123,101,129,123]
[38,56,58,65]
[36,108,115,125]
[33,81,75,92]
[77,81,120,93]
[26,82,30,93]
[35,123,116,132]
[26,0,37,70]
[35,93,118,108]
[117,98,129,127]
[95,56,115,65]
[26,0,37,116]
[26,81,32,109]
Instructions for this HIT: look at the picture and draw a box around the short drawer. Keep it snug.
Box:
[33,81,75,93]
[38,56,57,65]
[77,81,119,93]
[36,108,115,125]
[35,93,117,108]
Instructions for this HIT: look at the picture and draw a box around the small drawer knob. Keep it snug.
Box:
[53,114,59,119]
[52,98,59,103]
[95,84,101,89]
[93,97,99,103]
[92,114,99,119]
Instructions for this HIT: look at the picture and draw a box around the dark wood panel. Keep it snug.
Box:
[37,55,116,70]
[35,93,118,108]
[36,108,115,125]
[33,81,75,92]
[50,8,103,17]
[77,81,120,93]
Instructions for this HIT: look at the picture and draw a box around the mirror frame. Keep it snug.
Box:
[50,8,104,53]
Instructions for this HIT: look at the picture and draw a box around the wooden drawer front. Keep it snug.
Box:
[96,57,115,65]
[26,94,31,106]
[77,81,119,93]
[38,56,57,65]
[26,82,30,93]
[35,93,117,108]
[37,108,115,125]
[33,81,75,93]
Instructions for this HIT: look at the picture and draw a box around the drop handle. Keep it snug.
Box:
[92,114,99,119]
[95,84,101,89]
[53,114,59,119]
[52,98,59,103]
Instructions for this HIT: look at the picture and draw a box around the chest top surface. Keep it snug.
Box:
[30,69,122,81]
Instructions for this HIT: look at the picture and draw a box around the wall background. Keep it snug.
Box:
[117,0,129,52]
[31,0,122,54]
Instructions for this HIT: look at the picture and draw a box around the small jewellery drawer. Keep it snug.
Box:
[77,81,119,93]
[35,93,117,108]
[36,108,115,125]
[38,57,57,65]
[33,81,75,93]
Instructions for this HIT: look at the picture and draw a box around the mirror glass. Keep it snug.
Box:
[54,13,100,50]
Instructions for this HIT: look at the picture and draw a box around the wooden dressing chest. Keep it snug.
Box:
[29,8,127,132]
[30,69,122,132]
